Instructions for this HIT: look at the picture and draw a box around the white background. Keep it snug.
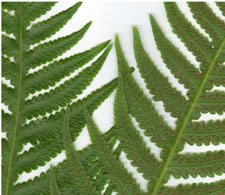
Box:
[2,0,225,192]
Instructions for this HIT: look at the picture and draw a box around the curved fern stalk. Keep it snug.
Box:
[115,2,225,194]
[2,2,116,194]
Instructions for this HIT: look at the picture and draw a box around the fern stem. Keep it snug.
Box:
[151,38,225,195]
[5,3,24,195]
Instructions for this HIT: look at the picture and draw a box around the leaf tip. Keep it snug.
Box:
[105,39,112,46]
[149,14,156,25]
[85,21,92,29]
[77,1,83,7]
[82,102,90,122]
[115,34,119,43]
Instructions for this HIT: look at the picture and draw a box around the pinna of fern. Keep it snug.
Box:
[114,2,225,195]
[2,2,117,195]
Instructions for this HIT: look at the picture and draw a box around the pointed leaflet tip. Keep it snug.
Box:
[104,44,113,55]
[115,34,120,48]
[132,26,141,41]
[76,1,83,7]
[132,26,138,32]
[115,34,124,58]
[82,102,101,139]
[149,14,155,21]
[82,102,89,121]
[68,1,82,13]
[115,34,132,75]
[104,39,112,46]
[85,21,92,29]
[82,102,93,125]
[149,14,157,27]
[115,34,123,53]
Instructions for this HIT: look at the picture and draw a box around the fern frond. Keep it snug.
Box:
[2,35,17,58]
[116,34,175,155]
[150,16,200,98]
[165,3,215,74]
[2,85,16,111]
[115,2,225,194]
[62,109,97,194]
[159,179,225,195]
[83,104,143,194]
[1,2,115,194]
[50,166,61,195]
[2,11,17,35]
[195,91,225,115]
[216,2,225,16]
[115,37,164,182]
[188,2,224,46]
[24,44,112,118]
[13,127,118,194]
[24,22,91,70]
[23,2,56,25]
[25,40,110,93]
[2,57,18,86]
[27,2,82,45]
[168,150,225,178]
[2,2,20,12]
[183,120,225,145]
[133,27,188,120]
[15,78,117,175]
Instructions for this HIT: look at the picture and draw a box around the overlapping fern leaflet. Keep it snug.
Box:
[83,104,143,194]
[50,166,61,195]
[2,2,117,194]
[115,2,225,195]
[14,125,119,195]
[62,109,97,194]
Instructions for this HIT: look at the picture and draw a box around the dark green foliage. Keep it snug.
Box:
[2,1,225,195]
[62,109,97,194]
[115,2,225,195]
[50,166,61,195]
[83,104,143,194]
[115,37,163,186]
[2,2,116,194]
[217,2,225,16]
[27,2,82,45]
[158,179,225,195]
[13,127,119,195]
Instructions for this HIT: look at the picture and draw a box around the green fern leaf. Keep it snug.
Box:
[24,44,112,118]
[50,166,61,195]
[115,2,225,194]
[2,2,116,194]
[216,2,225,16]
[27,2,82,45]
[62,108,97,194]
[25,40,110,93]
[83,103,143,194]
[13,126,118,195]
